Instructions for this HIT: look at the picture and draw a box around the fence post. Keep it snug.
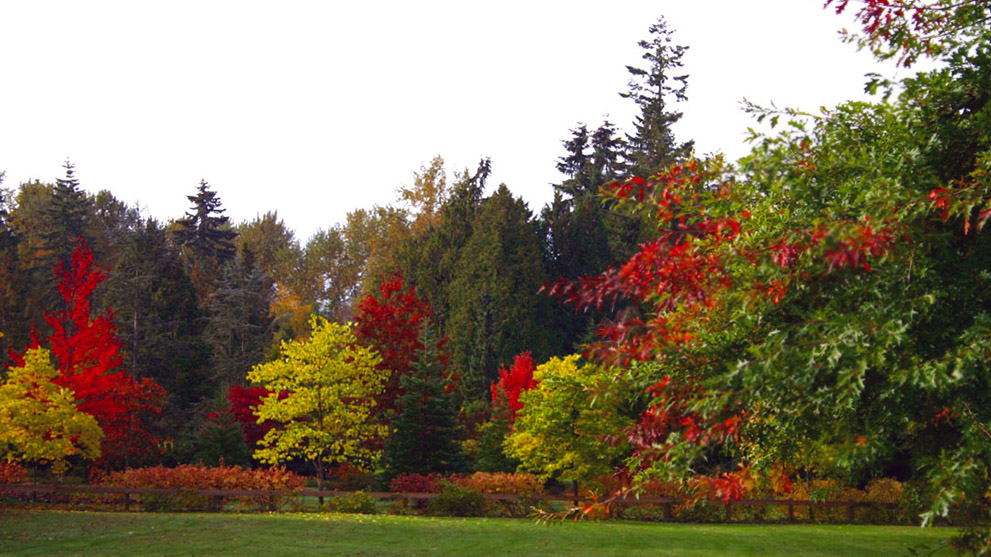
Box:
[847,502,855,523]
[787,503,794,523]
[663,502,672,521]
[724,501,732,522]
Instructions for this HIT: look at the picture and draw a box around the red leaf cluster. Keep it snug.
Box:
[490,351,536,423]
[226,384,284,447]
[353,274,452,415]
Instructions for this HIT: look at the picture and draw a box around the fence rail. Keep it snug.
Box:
[0,483,899,523]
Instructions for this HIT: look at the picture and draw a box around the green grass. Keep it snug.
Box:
[0,510,955,556]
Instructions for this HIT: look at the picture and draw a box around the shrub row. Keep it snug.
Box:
[98,464,303,512]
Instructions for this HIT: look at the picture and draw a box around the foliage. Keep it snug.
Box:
[505,355,632,485]
[388,473,445,493]
[425,481,488,517]
[101,464,302,512]
[321,491,379,515]
[10,240,166,468]
[0,461,26,484]
[546,4,991,533]
[477,352,537,473]
[0,348,102,469]
[380,327,467,483]
[490,351,537,421]
[353,274,448,417]
[453,472,544,497]
[248,316,387,489]
[827,0,991,67]
[226,384,281,449]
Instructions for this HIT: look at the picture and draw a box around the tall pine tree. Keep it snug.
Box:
[171,180,238,300]
[621,17,693,178]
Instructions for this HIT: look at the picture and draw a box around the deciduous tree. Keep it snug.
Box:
[248,316,387,491]
[0,347,103,471]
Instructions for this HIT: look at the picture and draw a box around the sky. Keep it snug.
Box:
[0,1,912,243]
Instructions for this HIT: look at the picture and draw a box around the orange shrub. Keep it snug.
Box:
[451,472,544,497]
[0,462,27,484]
[101,464,302,512]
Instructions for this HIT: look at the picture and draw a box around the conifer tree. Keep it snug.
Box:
[381,326,467,482]
[447,185,553,401]
[172,180,238,299]
[622,17,692,178]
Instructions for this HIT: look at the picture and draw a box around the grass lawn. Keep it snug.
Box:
[0,510,955,556]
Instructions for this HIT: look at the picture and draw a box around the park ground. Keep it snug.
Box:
[0,510,956,556]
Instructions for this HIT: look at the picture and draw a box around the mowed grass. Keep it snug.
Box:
[0,510,954,556]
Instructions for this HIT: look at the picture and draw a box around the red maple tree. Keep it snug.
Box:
[490,351,536,424]
[226,384,284,448]
[11,239,165,468]
[353,274,452,416]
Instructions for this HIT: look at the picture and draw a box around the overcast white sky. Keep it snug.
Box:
[0,1,908,243]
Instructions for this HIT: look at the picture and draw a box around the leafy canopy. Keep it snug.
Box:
[0,348,103,468]
[248,316,388,474]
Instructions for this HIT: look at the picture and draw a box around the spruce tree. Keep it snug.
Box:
[621,17,693,178]
[381,326,466,482]
[38,160,92,311]
[172,180,238,300]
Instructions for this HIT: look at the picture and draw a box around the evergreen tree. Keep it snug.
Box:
[401,158,490,329]
[622,17,693,178]
[171,180,238,299]
[381,326,467,482]
[39,161,92,311]
[102,219,211,430]
[205,250,273,392]
[447,185,554,401]
[0,176,19,356]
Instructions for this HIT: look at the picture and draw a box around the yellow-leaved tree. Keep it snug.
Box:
[505,355,632,501]
[248,316,388,492]
[0,347,103,472]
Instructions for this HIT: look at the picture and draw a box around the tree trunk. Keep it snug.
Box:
[572,479,579,507]
[315,459,324,506]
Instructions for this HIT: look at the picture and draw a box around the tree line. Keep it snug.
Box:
[0,18,688,474]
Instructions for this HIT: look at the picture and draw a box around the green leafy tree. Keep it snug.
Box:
[505,355,631,494]
[546,3,991,533]
[381,326,467,482]
[248,316,387,492]
[0,347,103,471]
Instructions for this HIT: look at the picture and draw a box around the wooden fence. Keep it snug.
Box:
[0,483,899,524]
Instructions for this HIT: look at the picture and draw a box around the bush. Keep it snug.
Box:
[322,491,378,514]
[329,463,376,491]
[0,462,27,484]
[389,473,446,493]
[451,472,543,496]
[426,482,487,517]
[101,464,302,512]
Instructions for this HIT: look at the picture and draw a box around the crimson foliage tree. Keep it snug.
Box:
[353,274,451,418]
[477,352,537,472]
[12,239,165,468]
[226,384,283,449]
